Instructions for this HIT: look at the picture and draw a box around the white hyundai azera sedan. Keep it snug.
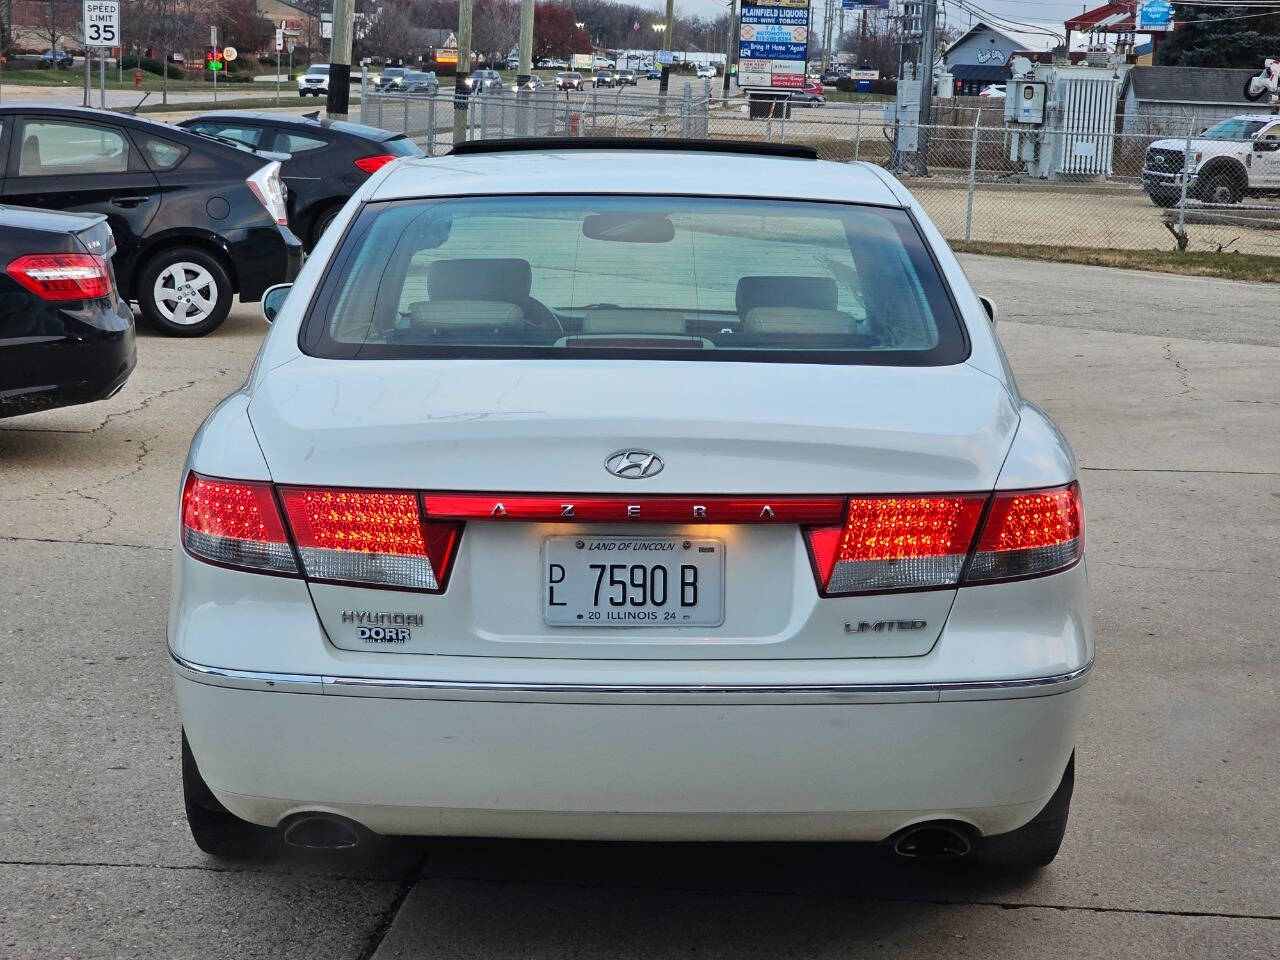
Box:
[169,140,1091,870]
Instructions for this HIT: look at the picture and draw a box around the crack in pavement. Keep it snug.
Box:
[0,858,414,884]
[1162,342,1195,398]
[1080,466,1279,476]
[0,378,202,437]
[0,535,168,552]
[1093,559,1266,578]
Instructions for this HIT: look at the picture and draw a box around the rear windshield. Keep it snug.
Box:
[301,194,966,365]
[384,136,425,158]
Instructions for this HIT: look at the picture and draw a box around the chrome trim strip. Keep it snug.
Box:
[170,651,1092,702]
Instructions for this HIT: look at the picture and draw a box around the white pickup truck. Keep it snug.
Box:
[1142,114,1280,206]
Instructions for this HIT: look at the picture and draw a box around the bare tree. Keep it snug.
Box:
[32,0,80,56]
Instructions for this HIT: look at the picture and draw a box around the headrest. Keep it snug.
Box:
[581,309,685,334]
[20,136,41,174]
[743,307,855,336]
[427,258,532,303]
[407,300,525,328]
[735,276,838,320]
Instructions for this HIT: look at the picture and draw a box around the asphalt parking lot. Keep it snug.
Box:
[1,255,1277,959]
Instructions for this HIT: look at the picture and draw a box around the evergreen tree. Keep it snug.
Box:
[1155,6,1280,68]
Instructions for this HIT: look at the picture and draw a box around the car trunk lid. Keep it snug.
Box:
[249,357,1018,659]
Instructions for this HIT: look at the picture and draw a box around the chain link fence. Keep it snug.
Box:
[361,81,1280,259]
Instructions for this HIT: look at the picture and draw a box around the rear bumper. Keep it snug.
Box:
[227,225,303,302]
[0,306,136,419]
[174,658,1087,841]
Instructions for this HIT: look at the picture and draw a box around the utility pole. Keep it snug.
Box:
[327,0,356,120]
[722,0,736,96]
[658,0,673,98]
[516,0,533,87]
[918,0,937,150]
[453,0,474,145]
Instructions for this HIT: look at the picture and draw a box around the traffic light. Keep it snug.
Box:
[205,48,224,71]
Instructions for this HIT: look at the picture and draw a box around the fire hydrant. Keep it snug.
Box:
[134,68,143,89]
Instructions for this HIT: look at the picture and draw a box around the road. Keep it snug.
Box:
[0,256,1277,958]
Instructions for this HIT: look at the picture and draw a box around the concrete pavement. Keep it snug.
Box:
[0,256,1276,958]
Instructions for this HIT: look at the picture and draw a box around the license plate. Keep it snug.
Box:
[543,536,724,627]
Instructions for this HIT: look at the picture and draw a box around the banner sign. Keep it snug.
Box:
[738,0,810,91]
[841,0,890,8]
[1136,0,1173,31]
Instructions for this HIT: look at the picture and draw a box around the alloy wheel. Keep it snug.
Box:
[153,262,218,326]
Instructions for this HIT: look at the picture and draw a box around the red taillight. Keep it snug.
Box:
[6,253,112,301]
[181,473,297,574]
[354,154,396,174]
[279,487,459,591]
[806,495,986,595]
[964,482,1083,584]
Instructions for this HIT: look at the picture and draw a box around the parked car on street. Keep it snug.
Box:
[39,48,74,68]
[0,205,135,417]
[298,63,329,97]
[615,69,637,86]
[0,105,301,336]
[593,69,616,88]
[179,111,425,251]
[171,138,1091,872]
[979,84,1006,98]
[555,71,584,90]
[696,64,716,79]
[789,79,825,105]
[1142,114,1280,207]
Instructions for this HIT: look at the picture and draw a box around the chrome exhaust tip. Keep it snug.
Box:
[891,822,973,860]
[281,813,363,850]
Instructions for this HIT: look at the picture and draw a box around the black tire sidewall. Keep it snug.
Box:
[311,207,341,249]
[138,247,233,337]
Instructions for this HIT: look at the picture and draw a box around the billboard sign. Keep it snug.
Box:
[1136,0,1173,31]
[738,0,810,91]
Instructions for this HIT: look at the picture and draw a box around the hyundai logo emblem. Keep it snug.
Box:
[604,449,664,479]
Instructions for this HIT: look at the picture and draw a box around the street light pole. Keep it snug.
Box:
[659,0,674,98]
[326,0,355,119]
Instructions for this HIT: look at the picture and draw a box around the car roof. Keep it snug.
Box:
[1230,114,1280,123]
[373,149,901,206]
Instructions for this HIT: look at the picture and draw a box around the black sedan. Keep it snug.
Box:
[0,205,135,418]
[0,105,302,337]
[179,111,425,252]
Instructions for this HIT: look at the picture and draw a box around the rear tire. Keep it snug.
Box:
[137,246,233,337]
[976,754,1074,871]
[183,731,277,860]
[310,206,341,250]
[1147,189,1179,208]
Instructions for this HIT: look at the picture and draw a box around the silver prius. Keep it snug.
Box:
[170,140,1091,870]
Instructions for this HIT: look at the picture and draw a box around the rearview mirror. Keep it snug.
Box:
[978,295,997,326]
[261,283,292,324]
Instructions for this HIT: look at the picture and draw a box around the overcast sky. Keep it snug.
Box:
[659,0,1091,39]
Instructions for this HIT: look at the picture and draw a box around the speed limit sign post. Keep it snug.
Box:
[83,0,120,109]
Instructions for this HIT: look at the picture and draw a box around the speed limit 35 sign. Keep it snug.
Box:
[83,0,120,47]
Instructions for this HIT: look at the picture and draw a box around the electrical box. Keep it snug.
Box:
[1004,81,1046,124]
